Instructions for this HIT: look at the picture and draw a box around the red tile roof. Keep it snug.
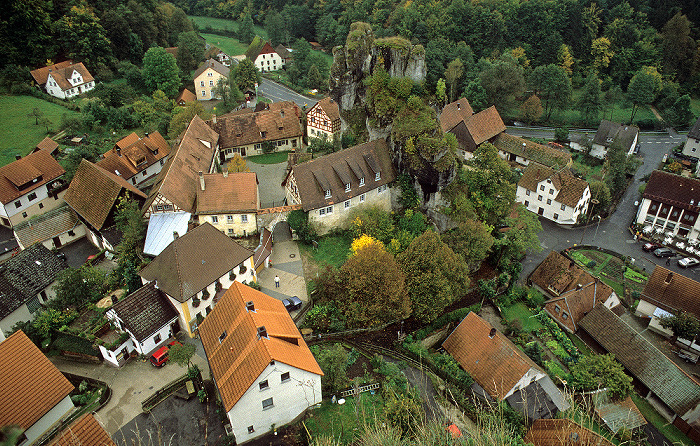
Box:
[49,413,115,446]
[35,137,59,154]
[439,98,474,132]
[493,133,572,168]
[196,172,258,214]
[97,132,170,181]
[210,101,303,149]
[310,97,341,123]
[442,312,540,401]
[176,88,196,104]
[200,282,323,411]
[0,150,65,205]
[0,331,74,430]
[30,61,74,85]
[43,62,94,92]
[641,266,700,320]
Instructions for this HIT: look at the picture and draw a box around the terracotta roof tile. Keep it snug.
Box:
[196,172,258,214]
[0,150,65,204]
[116,133,140,150]
[439,98,474,132]
[211,102,303,149]
[64,160,146,230]
[41,62,94,92]
[13,204,80,248]
[143,115,218,213]
[642,170,700,213]
[465,106,506,144]
[176,89,196,104]
[442,312,540,401]
[193,58,230,80]
[641,266,700,320]
[97,132,170,181]
[579,304,700,415]
[200,282,322,411]
[519,163,589,208]
[49,413,115,446]
[0,331,74,429]
[36,137,59,153]
[494,133,572,168]
[139,223,253,302]
[524,419,615,446]
[30,61,74,85]
[289,139,396,211]
[312,97,341,123]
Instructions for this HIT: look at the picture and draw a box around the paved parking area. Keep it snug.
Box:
[247,160,289,208]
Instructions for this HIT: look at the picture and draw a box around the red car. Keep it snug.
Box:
[150,340,182,367]
[643,242,661,252]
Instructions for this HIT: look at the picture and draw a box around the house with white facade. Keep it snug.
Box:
[0,150,66,228]
[283,139,396,233]
[12,204,85,251]
[199,282,323,444]
[589,120,639,158]
[195,171,259,237]
[97,131,171,188]
[307,97,341,141]
[0,244,67,337]
[0,330,75,445]
[31,61,95,99]
[193,59,230,101]
[100,281,180,367]
[247,41,285,73]
[682,117,700,159]
[516,162,590,225]
[635,170,700,240]
[139,223,256,337]
[443,312,569,420]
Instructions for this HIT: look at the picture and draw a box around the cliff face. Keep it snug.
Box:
[330,23,455,203]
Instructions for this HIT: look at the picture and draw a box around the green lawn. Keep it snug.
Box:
[0,95,78,165]
[501,302,543,332]
[246,150,290,164]
[199,33,249,57]
[631,394,695,446]
[300,234,352,268]
[304,393,385,445]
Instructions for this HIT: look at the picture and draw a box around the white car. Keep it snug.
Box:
[678,257,700,268]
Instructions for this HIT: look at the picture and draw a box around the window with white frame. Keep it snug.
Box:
[538,195,543,201]
[546,198,552,205]
[154,333,161,343]
[375,172,380,181]
[560,204,566,211]
[524,200,529,207]
[227,215,233,222]
[360,194,365,202]
[526,190,530,196]
[553,213,559,220]
[262,397,273,409]
[241,214,248,222]
[324,190,331,199]
[345,183,351,192]
[281,372,290,382]
[378,184,387,193]
[228,228,234,235]
[200,81,205,86]
[201,90,206,97]
[344,200,350,209]
[259,380,269,390]
[212,216,218,223]
[360,177,365,186]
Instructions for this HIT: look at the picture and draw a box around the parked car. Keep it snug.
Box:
[643,242,661,252]
[678,257,700,268]
[282,296,303,312]
[150,340,182,367]
[653,247,675,258]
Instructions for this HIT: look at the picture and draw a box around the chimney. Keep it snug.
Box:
[173,231,179,239]
[489,328,497,338]
[457,103,461,110]
[576,283,582,290]
[246,301,255,312]
[223,170,229,178]
[257,326,268,339]
[212,114,217,124]
[199,171,205,191]
[665,272,673,284]
[15,155,21,161]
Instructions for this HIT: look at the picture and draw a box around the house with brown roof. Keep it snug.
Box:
[32,137,60,157]
[97,131,171,188]
[439,99,505,160]
[199,282,322,443]
[307,97,341,141]
[139,223,256,337]
[176,88,196,105]
[275,44,292,65]
[524,419,615,446]
[442,312,569,420]
[48,413,115,446]
[493,132,573,169]
[592,391,646,434]
[283,139,396,233]
[529,251,621,333]
[683,117,700,160]
[0,330,75,445]
[210,101,303,160]
[636,266,700,354]
[0,244,68,337]
[585,120,639,159]
[31,61,95,99]
[578,304,700,426]
[516,162,590,225]
[101,281,180,367]
[247,41,285,73]
[194,58,230,100]
[0,151,66,228]
[12,203,85,251]
[634,170,700,240]
[196,171,259,237]
[63,159,147,251]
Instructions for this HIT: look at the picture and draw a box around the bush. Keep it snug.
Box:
[302,302,346,333]
[310,344,350,394]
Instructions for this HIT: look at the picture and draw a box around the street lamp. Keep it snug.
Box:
[594,215,602,241]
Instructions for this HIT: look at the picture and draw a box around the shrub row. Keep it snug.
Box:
[410,304,481,342]
[535,311,579,361]
[402,341,473,392]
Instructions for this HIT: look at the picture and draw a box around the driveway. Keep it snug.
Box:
[247,159,288,208]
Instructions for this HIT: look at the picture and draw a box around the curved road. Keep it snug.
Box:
[258,78,318,110]
[519,129,689,282]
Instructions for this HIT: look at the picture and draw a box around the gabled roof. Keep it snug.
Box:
[111,282,178,342]
[442,312,541,401]
[518,163,589,207]
[0,150,65,205]
[531,251,591,296]
[199,282,323,411]
[440,98,474,132]
[196,172,258,214]
[43,62,94,92]
[592,393,646,434]
[289,139,396,211]
[97,131,170,181]
[210,101,303,149]
[143,115,219,214]
[592,120,639,149]
[64,159,146,230]
[246,41,277,61]
[688,117,700,140]
[176,88,196,104]
[35,137,59,154]
[139,223,253,302]
[0,244,67,320]
[49,413,116,446]
[275,44,292,59]
[545,280,616,332]
[642,170,700,213]
[578,304,700,416]
[493,133,572,168]
[30,60,74,85]
[465,106,506,145]
[253,228,272,270]
[309,97,340,123]
[641,266,700,320]
[0,331,74,430]
[193,58,230,80]
[143,211,190,257]
[13,204,80,248]
[524,419,615,446]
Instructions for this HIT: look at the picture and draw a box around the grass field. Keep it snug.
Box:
[0,95,78,166]
[189,15,268,40]
[300,234,352,268]
[304,393,385,444]
[501,302,543,332]
[199,33,249,57]
[632,394,695,446]
[246,151,290,164]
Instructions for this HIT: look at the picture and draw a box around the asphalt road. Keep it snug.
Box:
[258,78,318,110]
[519,128,691,282]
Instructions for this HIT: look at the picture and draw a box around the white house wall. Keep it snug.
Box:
[21,395,74,445]
[136,320,178,355]
[683,138,700,158]
[503,367,546,399]
[99,338,136,367]
[254,53,284,72]
[516,185,585,225]
[0,304,32,338]
[226,363,321,443]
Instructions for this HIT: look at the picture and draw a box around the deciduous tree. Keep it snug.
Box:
[494,203,542,265]
[627,66,661,123]
[660,311,700,343]
[463,79,488,113]
[54,4,113,67]
[661,12,696,82]
[557,44,574,76]
[479,57,525,112]
[591,37,614,72]
[238,12,254,44]
[176,31,204,72]
[570,354,632,400]
[519,95,543,124]
[528,64,571,120]
[443,219,495,272]
[227,153,250,172]
[577,71,603,125]
[142,47,180,97]
[169,101,211,138]
[445,58,464,102]
[264,11,287,47]
[231,58,260,93]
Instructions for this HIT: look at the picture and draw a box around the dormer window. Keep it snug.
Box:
[345,183,351,192]
[219,330,227,343]
[325,189,331,199]
[359,177,365,186]
[375,172,380,181]
[261,131,267,138]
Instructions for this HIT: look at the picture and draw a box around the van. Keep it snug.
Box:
[150,340,181,367]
